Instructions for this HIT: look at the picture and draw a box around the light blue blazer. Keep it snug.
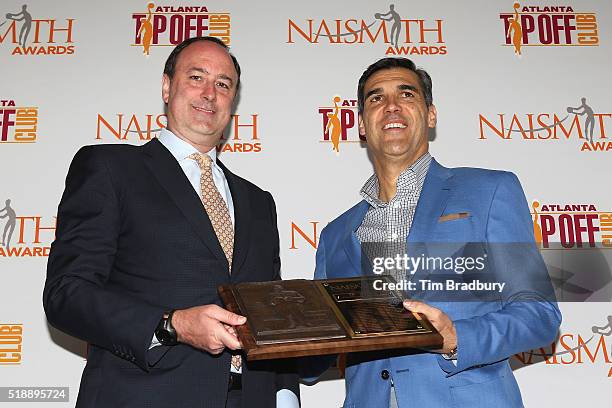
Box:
[313,159,561,408]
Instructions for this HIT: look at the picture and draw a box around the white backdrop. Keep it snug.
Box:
[1,1,610,406]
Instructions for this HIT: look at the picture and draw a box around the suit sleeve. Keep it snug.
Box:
[267,191,282,282]
[43,147,165,371]
[438,172,562,375]
[314,228,328,280]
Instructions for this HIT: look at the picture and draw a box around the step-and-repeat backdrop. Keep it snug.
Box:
[1,1,610,406]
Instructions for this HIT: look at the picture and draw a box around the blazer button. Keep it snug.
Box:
[381,370,390,380]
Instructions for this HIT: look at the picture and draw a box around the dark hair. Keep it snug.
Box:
[163,36,241,88]
[357,57,433,113]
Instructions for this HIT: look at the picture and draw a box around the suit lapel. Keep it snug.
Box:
[407,159,453,283]
[408,159,453,244]
[217,161,251,278]
[343,201,370,277]
[141,139,228,265]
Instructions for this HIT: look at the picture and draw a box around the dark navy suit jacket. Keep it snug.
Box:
[44,139,298,407]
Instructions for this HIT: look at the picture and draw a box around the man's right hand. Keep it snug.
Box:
[172,305,246,354]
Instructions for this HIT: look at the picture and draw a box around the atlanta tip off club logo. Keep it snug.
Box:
[0,324,22,365]
[0,4,75,55]
[0,98,38,143]
[523,201,612,379]
[288,3,446,56]
[318,96,364,154]
[500,1,599,57]
[132,2,230,56]
[531,200,612,250]
[531,200,612,303]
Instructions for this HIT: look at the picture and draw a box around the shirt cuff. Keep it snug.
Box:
[149,333,161,349]
[441,353,458,366]
[277,389,300,408]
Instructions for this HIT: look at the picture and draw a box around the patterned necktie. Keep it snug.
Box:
[188,153,241,371]
[189,152,234,271]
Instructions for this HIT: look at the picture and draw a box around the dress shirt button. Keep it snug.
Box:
[381,370,390,380]
[391,233,398,240]
[394,202,401,209]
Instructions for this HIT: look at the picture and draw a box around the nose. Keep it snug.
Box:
[200,80,216,101]
[384,95,400,113]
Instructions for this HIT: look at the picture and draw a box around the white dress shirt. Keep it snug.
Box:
[152,129,299,407]
[151,128,236,357]
[158,128,234,225]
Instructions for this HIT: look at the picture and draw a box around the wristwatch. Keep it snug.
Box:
[155,310,178,346]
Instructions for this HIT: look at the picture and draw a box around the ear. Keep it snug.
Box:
[427,104,437,128]
[358,113,366,136]
[162,74,171,104]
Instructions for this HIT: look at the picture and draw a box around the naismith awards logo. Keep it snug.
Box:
[0,4,75,55]
[318,96,364,154]
[288,4,446,56]
[479,97,611,152]
[132,2,230,56]
[500,2,599,57]
[515,315,612,378]
[289,221,320,251]
[96,112,261,153]
[96,112,167,142]
[0,98,38,143]
[0,198,55,257]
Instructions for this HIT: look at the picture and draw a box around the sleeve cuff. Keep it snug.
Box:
[277,389,300,408]
[149,333,161,349]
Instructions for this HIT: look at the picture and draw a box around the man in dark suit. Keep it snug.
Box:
[44,37,299,408]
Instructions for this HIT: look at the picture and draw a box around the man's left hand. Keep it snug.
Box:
[403,300,457,354]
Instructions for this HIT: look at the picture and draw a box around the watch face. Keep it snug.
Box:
[157,328,177,345]
[157,330,170,343]
[155,320,176,345]
[156,312,177,345]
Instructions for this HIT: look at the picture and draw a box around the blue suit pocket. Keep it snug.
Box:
[449,373,523,408]
[433,213,479,242]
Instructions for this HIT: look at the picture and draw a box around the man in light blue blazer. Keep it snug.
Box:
[312,58,561,407]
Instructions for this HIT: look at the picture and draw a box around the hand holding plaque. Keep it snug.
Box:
[218,276,442,360]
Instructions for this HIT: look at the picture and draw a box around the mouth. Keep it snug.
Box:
[382,122,407,130]
[192,105,215,114]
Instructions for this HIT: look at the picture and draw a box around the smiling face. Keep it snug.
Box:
[358,67,437,168]
[162,40,238,152]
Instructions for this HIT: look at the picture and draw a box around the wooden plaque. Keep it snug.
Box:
[218,276,443,360]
